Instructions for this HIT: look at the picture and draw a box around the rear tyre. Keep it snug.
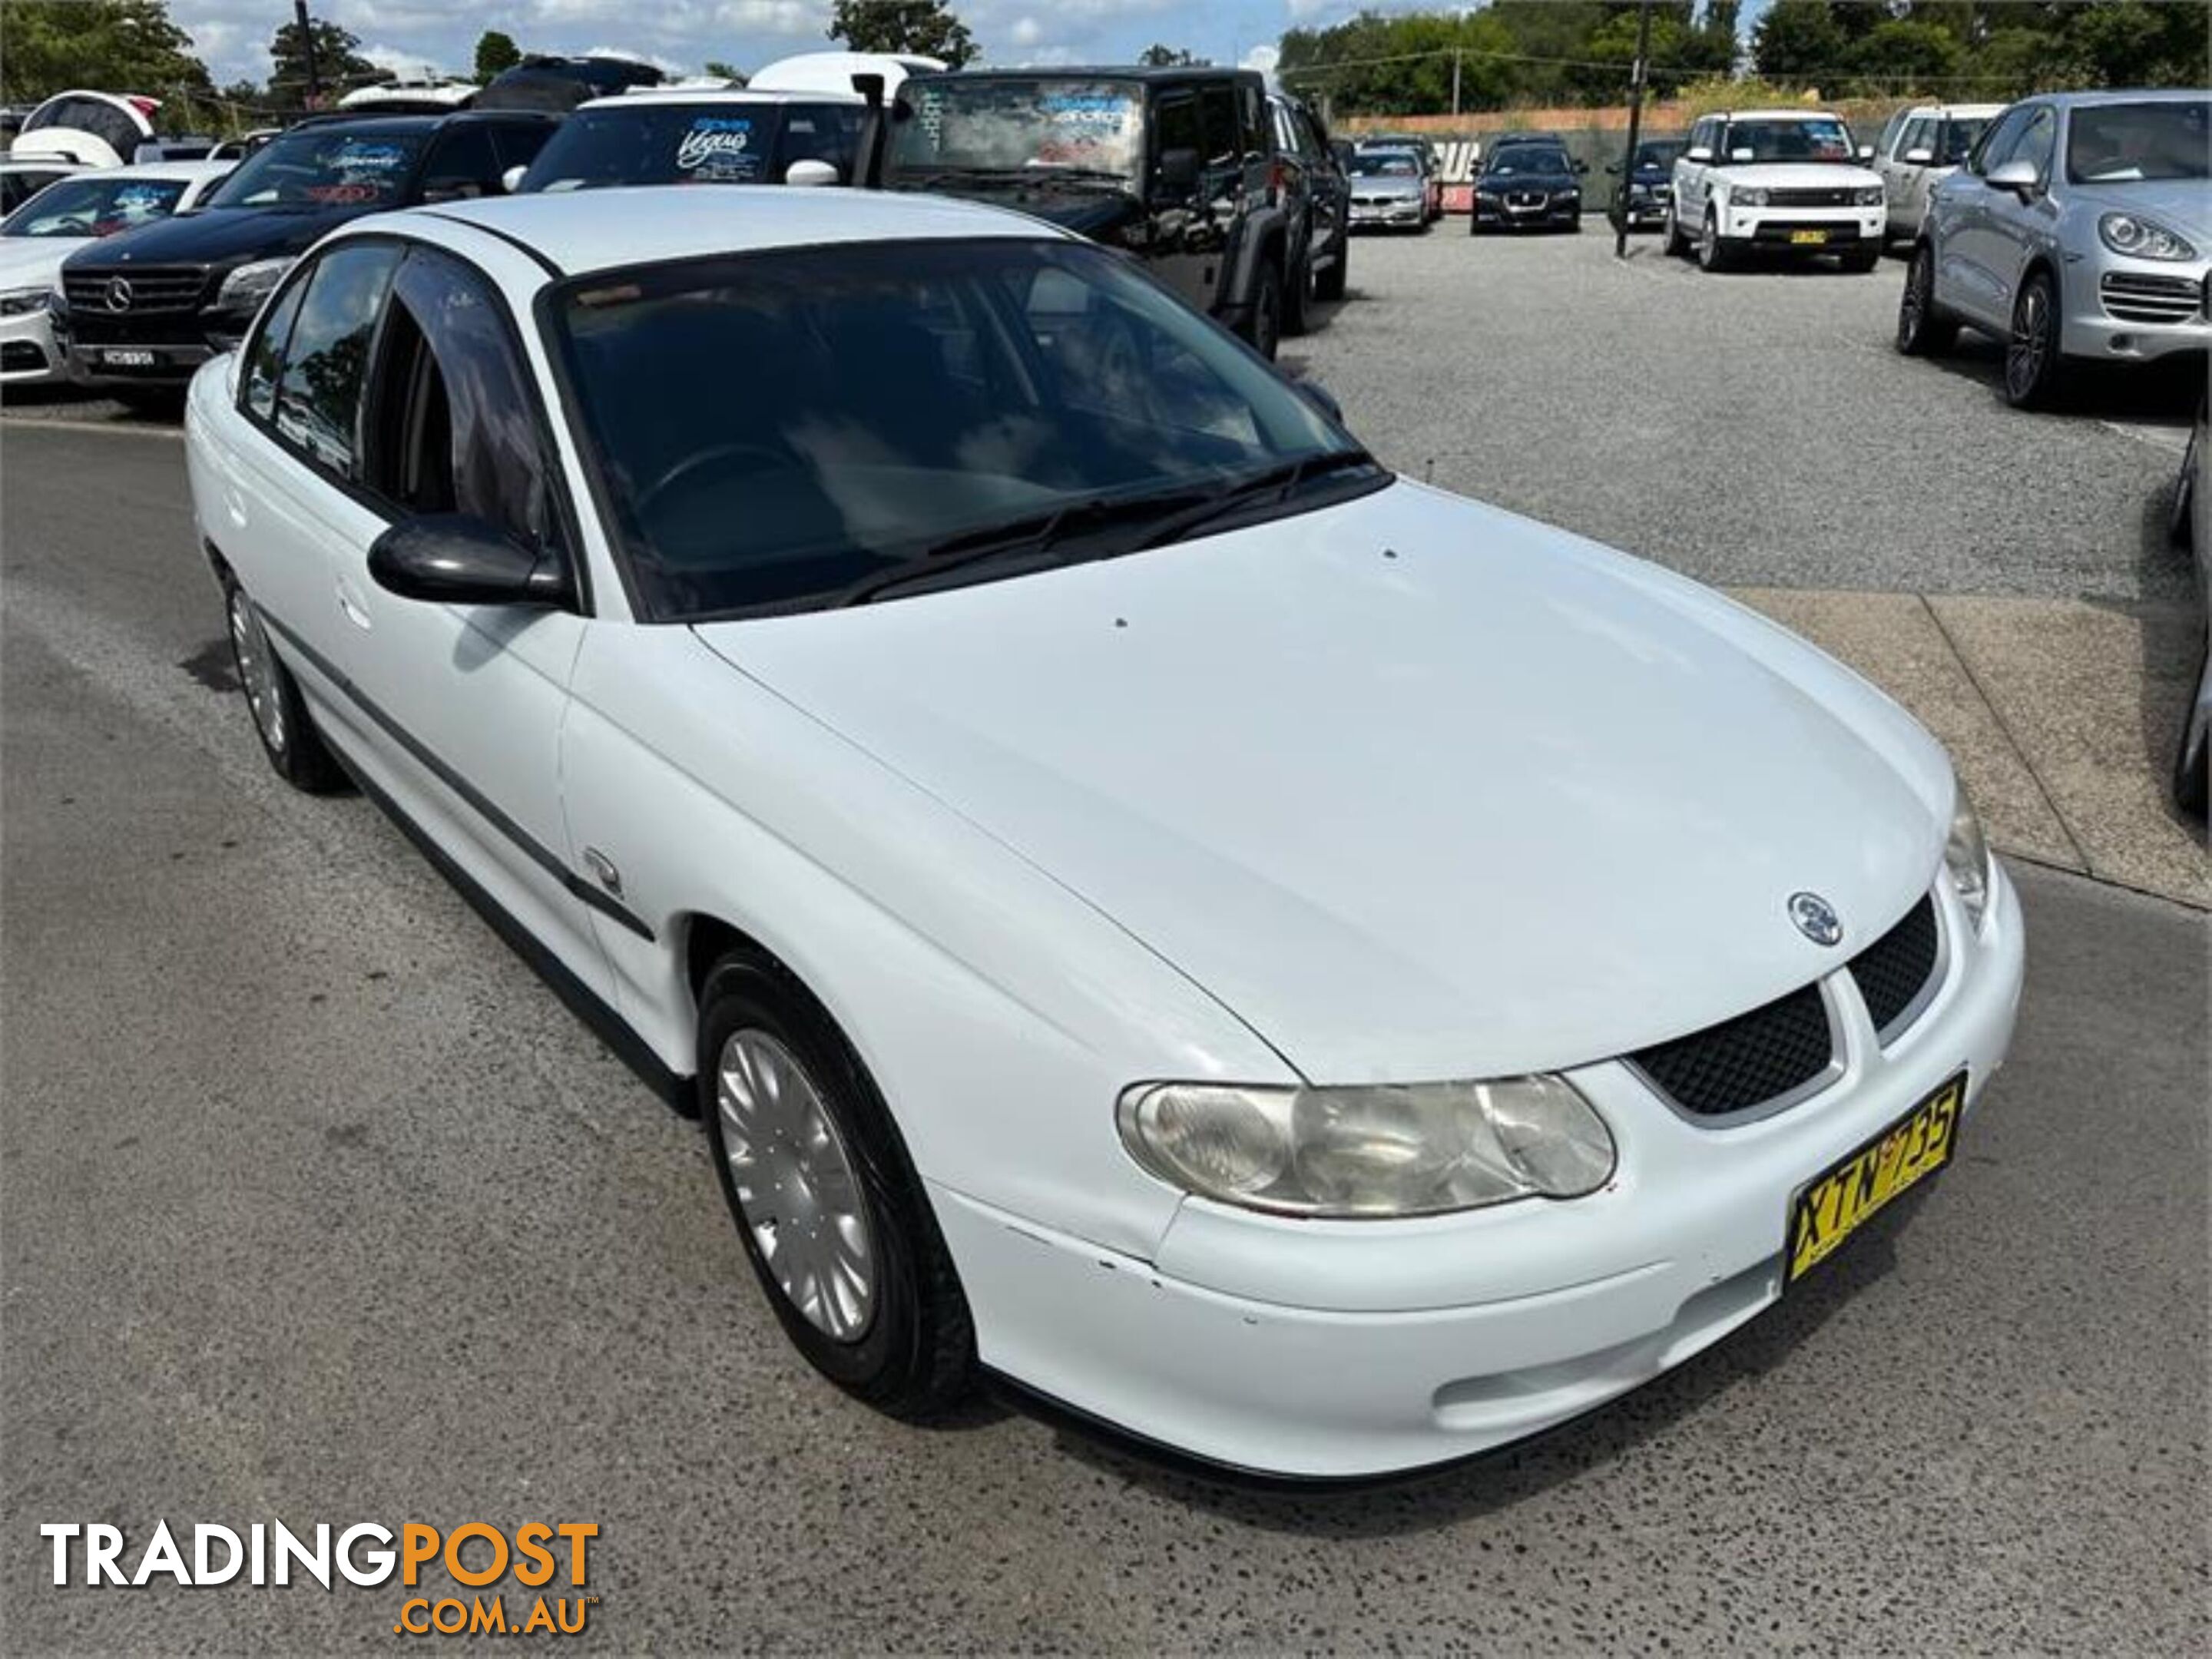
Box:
[1243,258,1283,361]
[2003,269,2064,409]
[1661,203,1687,257]
[223,574,346,793]
[698,952,975,1417]
[1896,241,1959,356]
[1313,239,1347,303]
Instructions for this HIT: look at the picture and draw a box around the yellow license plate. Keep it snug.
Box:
[1786,1074,1964,1284]
[1790,229,1829,246]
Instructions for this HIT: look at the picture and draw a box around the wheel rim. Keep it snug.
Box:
[2008,282,2048,397]
[716,1029,876,1343]
[228,589,286,755]
[1700,214,1717,266]
[1899,253,1927,343]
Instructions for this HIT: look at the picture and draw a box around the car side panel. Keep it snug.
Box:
[557,622,1297,1261]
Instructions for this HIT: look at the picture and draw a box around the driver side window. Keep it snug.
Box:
[2009,107,2058,181]
[1969,105,2030,175]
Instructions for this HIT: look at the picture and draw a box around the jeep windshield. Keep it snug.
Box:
[206,130,427,208]
[1714,118,1856,164]
[889,79,1143,181]
[2066,99,2210,184]
[549,238,1379,621]
[521,101,863,190]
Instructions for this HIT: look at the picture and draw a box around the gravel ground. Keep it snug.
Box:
[1288,227,2200,604]
[2,397,2207,1651]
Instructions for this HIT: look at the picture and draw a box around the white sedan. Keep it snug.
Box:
[0,160,232,383]
[184,187,2024,1479]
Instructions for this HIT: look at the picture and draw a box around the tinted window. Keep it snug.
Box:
[367,248,555,545]
[1199,86,1240,174]
[28,96,144,157]
[422,125,498,198]
[1969,105,2031,174]
[2066,99,2210,184]
[0,171,75,217]
[1939,115,1989,165]
[2009,106,2058,180]
[274,243,402,478]
[210,129,428,208]
[1154,93,1199,183]
[1717,117,1855,164]
[522,102,859,190]
[243,278,308,424]
[490,121,553,174]
[551,239,1353,621]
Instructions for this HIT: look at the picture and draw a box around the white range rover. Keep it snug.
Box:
[1666,109,1888,273]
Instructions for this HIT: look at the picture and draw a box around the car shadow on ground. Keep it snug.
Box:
[2128,471,2206,830]
[1025,1187,1942,1537]
[1909,336,2204,424]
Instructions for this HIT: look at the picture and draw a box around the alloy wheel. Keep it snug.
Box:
[716,1028,877,1343]
[228,588,286,756]
[2007,279,2051,402]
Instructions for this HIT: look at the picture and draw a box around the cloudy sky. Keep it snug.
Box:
[169,1,1769,91]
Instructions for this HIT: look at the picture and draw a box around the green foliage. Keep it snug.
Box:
[473,31,523,83]
[0,0,214,106]
[1138,45,1203,68]
[704,61,747,84]
[828,0,977,69]
[267,17,379,106]
[1753,0,2207,98]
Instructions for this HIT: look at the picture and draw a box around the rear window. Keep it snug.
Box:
[521,102,863,190]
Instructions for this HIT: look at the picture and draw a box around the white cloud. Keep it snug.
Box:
[1240,43,1280,88]
[1009,18,1044,48]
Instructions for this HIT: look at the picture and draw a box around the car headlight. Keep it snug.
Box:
[1943,781,1995,935]
[1856,184,1885,206]
[45,280,67,315]
[0,286,48,316]
[1118,1075,1615,1218]
[1734,187,1769,207]
[2099,212,2195,261]
[214,257,294,313]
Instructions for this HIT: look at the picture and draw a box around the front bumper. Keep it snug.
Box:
[1724,206,1886,250]
[0,308,62,383]
[938,864,2024,1479]
[1474,194,1581,229]
[1349,198,1426,228]
[65,336,220,387]
[2060,255,2210,364]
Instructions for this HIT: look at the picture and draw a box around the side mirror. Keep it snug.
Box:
[1604,161,1621,174]
[1293,379,1343,425]
[1156,146,1200,194]
[1728,147,1756,162]
[368,515,568,608]
[1685,144,1714,163]
[501,164,527,194]
[1902,147,1933,166]
[1574,157,1589,174]
[1857,143,1875,161]
[1985,157,2039,197]
[785,158,842,187]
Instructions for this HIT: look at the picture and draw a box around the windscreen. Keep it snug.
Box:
[2067,100,2210,183]
[891,79,1144,178]
[522,102,862,189]
[1717,117,1856,164]
[2,174,189,237]
[550,238,1355,621]
[1484,145,1568,177]
[1349,152,1419,178]
[207,130,427,208]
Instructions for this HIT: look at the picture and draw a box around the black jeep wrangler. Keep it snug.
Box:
[885,66,1295,358]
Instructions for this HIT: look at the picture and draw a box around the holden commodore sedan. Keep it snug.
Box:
[184,187,2024,1479]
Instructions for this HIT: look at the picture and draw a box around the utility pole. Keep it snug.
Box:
[294,0,323,108]
[1451,48,1462,118]
[1614,0,1654,260]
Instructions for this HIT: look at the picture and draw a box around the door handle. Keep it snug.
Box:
[222,486,247,528]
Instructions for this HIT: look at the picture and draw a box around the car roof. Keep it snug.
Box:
[1717,109,1846,122]
[99,159,234,182]
[909,65,1254,83]
[0,157,84,171]
[407,184,1068,277]
[1901,103,2006,118]
[288,111,548,135]
[1491,132,1567,144]
[580,88,863,111]
[2032,87,2210,108]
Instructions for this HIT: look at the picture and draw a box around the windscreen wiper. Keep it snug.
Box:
[837,485,1215,607]
[1128,449,1381,552]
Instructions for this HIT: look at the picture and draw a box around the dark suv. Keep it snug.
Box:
[56,111,554,392]
[886,67,1296,357]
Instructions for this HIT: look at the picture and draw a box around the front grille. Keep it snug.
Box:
[1631,982,1835,1118]
[1848,894,1941,1041]
[1505,190,1547,209]
[64,264,209,316]
[1764,186,1857,208]
[2101,271,2203,326]
[1,340,49,373]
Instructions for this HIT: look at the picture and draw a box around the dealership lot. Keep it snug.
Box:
[2,228,2206,1651]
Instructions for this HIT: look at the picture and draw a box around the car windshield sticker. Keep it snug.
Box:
[1034,92,1136,167]
[677,117,762,180]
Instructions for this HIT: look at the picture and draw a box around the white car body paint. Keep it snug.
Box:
[183,187,2025,1478]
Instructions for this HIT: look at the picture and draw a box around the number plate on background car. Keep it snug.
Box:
[101,349,155,367]
[1790,229,1829,245]
[1786,1073,1964,1284]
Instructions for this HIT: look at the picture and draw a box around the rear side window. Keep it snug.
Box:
[242,278,308,422]
[366,247,556,548]
[273,242,403,479]
[422,126,498,200]
[1199,85,1239,176]
[1154,93,1198,184]
[491,121,552,174]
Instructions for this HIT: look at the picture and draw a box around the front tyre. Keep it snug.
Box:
[1242,258,1283,361]
[1697,209,1734,272]
[224,575,346,793]
[1281,247,1312,336]
[1896,241,1959,356]
[2004,269,2064,409]
[1661,202,1687,257]
[698,952,974,1417]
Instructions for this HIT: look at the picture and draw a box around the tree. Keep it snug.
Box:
[1751,0,1846,88]
[1846,19,1965,91]
[704,60,747,83]
[828,0,977,69]
[1137,45,1200,68]
[473,31,522,82]
[267,16,378,107]
[0,0,214,106]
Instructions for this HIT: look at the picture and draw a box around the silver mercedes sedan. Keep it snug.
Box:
[1896,89,2210,407]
